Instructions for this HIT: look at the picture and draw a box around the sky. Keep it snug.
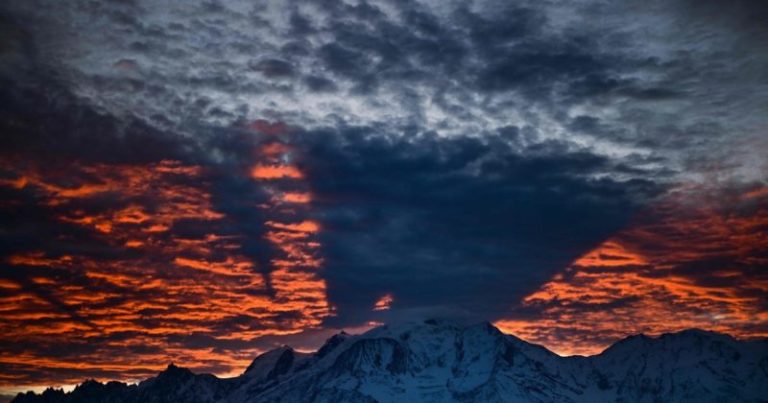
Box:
[0,0,767,394]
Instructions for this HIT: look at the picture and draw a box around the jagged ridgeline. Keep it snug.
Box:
[12,320,768,403]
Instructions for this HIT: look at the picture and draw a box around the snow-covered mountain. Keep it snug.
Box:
[12,320,768,403]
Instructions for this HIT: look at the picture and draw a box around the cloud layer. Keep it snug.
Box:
[0,0,767,390]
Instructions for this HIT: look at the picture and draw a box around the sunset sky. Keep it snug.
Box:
[1,0,767,395]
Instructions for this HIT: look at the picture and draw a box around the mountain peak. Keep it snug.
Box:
[160,362,191,376]
[12,325,768,403]
[316,331,350,359]
[602,327,747,354]
[661,327,732,340]
[363,317,494,337]
[244,346,294,376]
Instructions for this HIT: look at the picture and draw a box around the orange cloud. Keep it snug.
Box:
[0,157,330,389]
[251,164,304,180]
[266,220,320,233]
[570,240,648,268]
[373,293,394,311]
[281,192,311,203]
[496,184,768,356]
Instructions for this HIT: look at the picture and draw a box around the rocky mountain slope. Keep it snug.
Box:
[12,320,768,402]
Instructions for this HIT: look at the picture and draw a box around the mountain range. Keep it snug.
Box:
[11,320,768,402]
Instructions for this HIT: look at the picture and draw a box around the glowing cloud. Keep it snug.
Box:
[373,294,394,311]
[496,185,768,356]
[0,157,330,388]
[251,165,304,180]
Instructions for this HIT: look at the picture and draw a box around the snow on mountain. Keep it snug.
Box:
[585,329,768,402]
[11,321,768,403]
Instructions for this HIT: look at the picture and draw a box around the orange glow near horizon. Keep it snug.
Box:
[496,184,768,356]
[2,143,766,389]
[0,154,330,389]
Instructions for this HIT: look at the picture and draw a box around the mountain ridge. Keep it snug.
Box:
[11,320,768,403]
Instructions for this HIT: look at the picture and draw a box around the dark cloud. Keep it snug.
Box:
[249,59,295,78]
[303,75,337,93]
[285,127,661,325]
